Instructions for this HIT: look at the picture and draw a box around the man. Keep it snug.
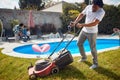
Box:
[70,0,105,69]
[13,23,24,42]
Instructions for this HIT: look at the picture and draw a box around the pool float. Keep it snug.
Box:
[32,44,50,53]
[39,44,50,52]
[32,44,41,52]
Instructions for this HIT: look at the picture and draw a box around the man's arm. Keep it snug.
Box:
[74,13,84,23]
[70,13,84,27]
[76,19,100,28]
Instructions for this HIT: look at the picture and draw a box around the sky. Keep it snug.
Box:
[0,0,120,9]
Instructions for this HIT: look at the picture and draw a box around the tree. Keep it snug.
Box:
[10,19,19,28]
[84,0,90,5]
[0,20,3,35]
[99,4,120,34]
[60,2,83,33]
[19,0,45,10]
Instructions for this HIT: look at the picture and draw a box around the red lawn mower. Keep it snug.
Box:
[28,27,80,80]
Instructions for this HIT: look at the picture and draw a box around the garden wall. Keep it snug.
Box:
[0,8,62,36]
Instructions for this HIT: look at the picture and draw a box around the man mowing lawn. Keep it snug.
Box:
[70,0,105,69]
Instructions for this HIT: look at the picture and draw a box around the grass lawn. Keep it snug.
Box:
[0,48,120,80]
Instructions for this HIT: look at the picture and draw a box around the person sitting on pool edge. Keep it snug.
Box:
[13,23,24,42]
[70,0,105,69]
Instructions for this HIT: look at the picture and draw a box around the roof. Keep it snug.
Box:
[42,2,63,13]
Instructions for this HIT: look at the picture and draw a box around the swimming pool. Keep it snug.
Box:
[13,39,119,56]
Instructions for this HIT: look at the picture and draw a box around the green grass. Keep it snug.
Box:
[0,48,120,80]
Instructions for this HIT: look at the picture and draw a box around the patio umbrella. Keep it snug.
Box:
[28,10,35,28]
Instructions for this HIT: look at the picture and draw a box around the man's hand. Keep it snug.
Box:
[69,21,83,28]
[69,21,76,27]
[76,23,83,28]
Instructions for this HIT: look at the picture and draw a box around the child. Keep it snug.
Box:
[26,28,31,40]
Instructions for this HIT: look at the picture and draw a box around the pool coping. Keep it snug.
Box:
[1,35,120,58]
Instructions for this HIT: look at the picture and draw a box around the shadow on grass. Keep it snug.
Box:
[84,61,92,66]
[84,61,120,80]
[42,65,86,80]
[94,66,120,80]
[60,65,86,79]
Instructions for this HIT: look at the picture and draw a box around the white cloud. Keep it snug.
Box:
[103,0,120,5]
[0,0,19,9]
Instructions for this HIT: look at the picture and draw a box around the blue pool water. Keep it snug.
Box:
[13,39,119,55]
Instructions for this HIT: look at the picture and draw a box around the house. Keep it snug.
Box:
[42,1,63,13]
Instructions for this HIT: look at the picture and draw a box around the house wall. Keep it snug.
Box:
[0,9,62,30]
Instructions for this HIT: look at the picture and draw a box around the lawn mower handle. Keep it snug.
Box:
[48,26,71,59]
